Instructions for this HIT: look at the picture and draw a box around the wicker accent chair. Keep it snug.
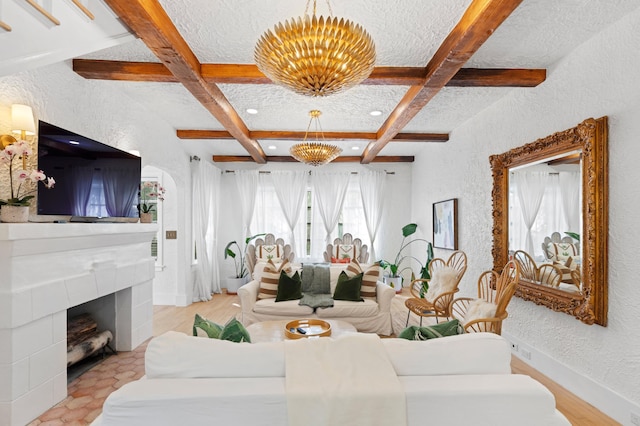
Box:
[542,232,580,261]
[404,250,467,326]
[514,250,563,288]
[245,233,295,276]
[450,260,520,335]
[323,233,369,264]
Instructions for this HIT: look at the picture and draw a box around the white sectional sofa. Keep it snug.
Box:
[93,331,570,426]
[238,263,396,335]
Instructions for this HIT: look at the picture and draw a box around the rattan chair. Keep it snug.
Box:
[323,233,369,263]
[514,250,562,287]
[245,233,295,276]
[541,231,580,261]
[404,250,467,326]
[450,260,520,335]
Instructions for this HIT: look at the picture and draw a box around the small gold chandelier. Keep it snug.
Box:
[290,110,342,166]
[255,0,376,97]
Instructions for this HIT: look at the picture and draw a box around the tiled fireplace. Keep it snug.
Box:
[0,223,157,426]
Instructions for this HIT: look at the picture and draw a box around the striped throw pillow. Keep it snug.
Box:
[345,259,379,301]
[258,259,292,299]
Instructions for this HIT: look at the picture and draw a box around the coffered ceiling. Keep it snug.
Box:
[3,0,639,164]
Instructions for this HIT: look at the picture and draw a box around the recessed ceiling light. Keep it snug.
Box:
[246,108,258,115]
[69,140,80,145]
[351,146,359,150]
[268,145,277,150]
[369,110,382,116]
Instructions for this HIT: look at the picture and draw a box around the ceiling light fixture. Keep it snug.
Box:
[268,145,277,150]
[290,110,342,166]
[255,0,376,97]
[246,108,258,114]
[370,110,382,116]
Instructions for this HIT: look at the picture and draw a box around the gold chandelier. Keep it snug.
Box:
[290,110,342,166]
[255,0,376,97]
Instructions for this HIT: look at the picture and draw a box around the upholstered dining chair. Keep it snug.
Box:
[450,260,520,335]
[245,233,295,276]
[404,250,467,326]
[323,233,369,264]
[514,250,563,288]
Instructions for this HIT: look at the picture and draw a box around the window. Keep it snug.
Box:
[141,177,164,267]
[249,173,370,261]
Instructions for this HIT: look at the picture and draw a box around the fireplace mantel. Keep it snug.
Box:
[0,223,157,426]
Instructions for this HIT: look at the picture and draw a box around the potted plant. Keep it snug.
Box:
[0,140,55,222]
[223,233,265,294]
[138,181,165,223]
[379,223,433,293]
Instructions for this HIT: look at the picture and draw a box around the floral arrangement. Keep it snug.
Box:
[0,140,55,207]
[139,181,166,213]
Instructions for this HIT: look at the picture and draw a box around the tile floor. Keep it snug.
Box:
[27,342,148,426]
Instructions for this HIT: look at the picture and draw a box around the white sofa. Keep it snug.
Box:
[93,331,570,426]
[238,263,396,335]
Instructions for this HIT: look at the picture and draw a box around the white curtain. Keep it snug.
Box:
[67,167,94,216]
[514,171,549,255]
[102,167,139,217]
[359,170,386,261]
[311,171,350,247]
[235,170,259,238]
[192,160,221,302]
[272,170,308,255]
[559,171,581,233]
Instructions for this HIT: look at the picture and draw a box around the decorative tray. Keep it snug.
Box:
[284,319,331,339]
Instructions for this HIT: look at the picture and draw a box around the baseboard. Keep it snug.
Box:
[503,332,639,425]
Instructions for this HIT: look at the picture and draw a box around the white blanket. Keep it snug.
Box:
[284,333,406,426]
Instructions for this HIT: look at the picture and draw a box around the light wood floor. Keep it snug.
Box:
[154,291,619,426]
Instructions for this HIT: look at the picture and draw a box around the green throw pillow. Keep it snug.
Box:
[219,317,252,343]
[398,319,464,340]
[275,270,302,302]
[192,315,251,343]
[333,271,363,302]
[193,313,223,338]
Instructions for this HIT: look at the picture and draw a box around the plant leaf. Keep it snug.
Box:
[244,233,266,245]
[564,232,580,241]
[402,223,418,237]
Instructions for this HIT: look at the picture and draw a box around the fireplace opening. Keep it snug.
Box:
[67,294,118,383]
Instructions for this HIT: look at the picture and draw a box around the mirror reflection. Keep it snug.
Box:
[508,150,582,294]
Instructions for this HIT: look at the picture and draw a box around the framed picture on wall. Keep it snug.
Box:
[433,198,458,250]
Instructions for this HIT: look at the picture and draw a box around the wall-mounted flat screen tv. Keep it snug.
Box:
[37,121,141,219]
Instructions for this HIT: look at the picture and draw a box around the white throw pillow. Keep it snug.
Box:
[462,299,497,331]
[424,266,458,303]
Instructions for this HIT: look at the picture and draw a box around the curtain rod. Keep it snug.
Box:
[223,170,395,175]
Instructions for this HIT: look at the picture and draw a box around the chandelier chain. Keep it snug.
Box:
[304,0,333,17]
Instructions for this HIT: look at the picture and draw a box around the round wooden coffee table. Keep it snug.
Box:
[246,319,357,343]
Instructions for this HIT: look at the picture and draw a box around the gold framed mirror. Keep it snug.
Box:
[490,117,608,326]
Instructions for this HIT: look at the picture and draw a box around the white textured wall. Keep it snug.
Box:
[0,62,193,306]
[411,7,640,422]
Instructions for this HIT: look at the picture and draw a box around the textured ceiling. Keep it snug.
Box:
[7,0,640,160]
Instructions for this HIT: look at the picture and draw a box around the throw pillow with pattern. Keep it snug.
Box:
[258,259,292,299]
[257,244,282,261]
[345,259,380,301]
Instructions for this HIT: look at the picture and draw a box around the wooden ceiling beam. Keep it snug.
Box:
[213,155,414,163]
[178,129,449,142]
[101,0,266,163]
[361,0,524,163]
[73,59,545,88]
